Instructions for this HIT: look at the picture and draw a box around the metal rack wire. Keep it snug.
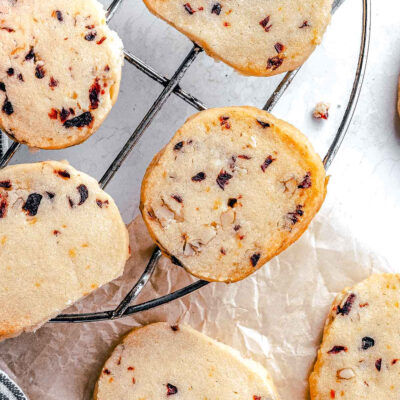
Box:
[0,0,371,323]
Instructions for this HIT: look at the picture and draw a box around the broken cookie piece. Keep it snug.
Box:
[0,0,123,149]
[140,106,328,282]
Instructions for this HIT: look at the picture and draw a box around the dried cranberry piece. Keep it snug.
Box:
[253,396,261,400]
[274,42,285,53]
[0,27,15,33]
[327,346,347,354]
[299,20,310,28]
[228,198,237,208]
[250,253,261,267]
[103,369,111,375]
[68,197,74,208]
[259,15,272,32]
[211,3,222,15]
[362,337,375,350]
[22,193,43,216]
[77,184,89,205]
[56,169,71,179]
[171,325,179,332]
[267,55,284,70]
[55,10,63,22]
[234,224,241,231]
[337,293,356,316]
[183,3,195,14]
[171,194,183,203]
[0,180,11,189]
[46,191,55,199]
[2,98,13,115]
[261,155,275,172]
[192,172,206,182]
[17,73,24,81]
[0,82,5,92]
[375,358,382,371]
[0,194,8,219]
[49,77,58,89]
[96,199,109,208]
[220,247,226,255]
[287,205,304,224]
[6,68,14,76]
[166,383,178,395]
[25,47,36,61]
[256,119,270,128]
[60,108,71,123]
[298,173,312,189]
[173,141,184,151]
[216,170,232,190]
[171,256,183,267]
[238,155,251,160]
[35,65,46,79]
[89,78,101,109]
[85,31,97,41]
[97,36,106,45]
[63,111,93,128]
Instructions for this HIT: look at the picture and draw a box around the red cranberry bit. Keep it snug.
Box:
[60,108,71,123]
[219,116,231,129]
[192,172,206,182]
[234,224,241,231]
[53,230,61,236]
[63,111,93,128]
[216,170,232,190]
[96,199,109,208]
[330,390,335,399]
[55,169,71,179]
[267,55,284,70]
[127,366,135,371]
[2,97,14,115]
[183,3,195,14]
[171,325,180,332]
[97,36,107,45]
[104,65,110,72]
[274,42,285,54]
[49,77,59,89]
[0,180,11,189]
[0,27,15,33]
[238,155,251,160]
[253,397,261,400]
[392,359,399,365]
[173,141,184,151]
[55,10,63,22]
[256,119,270,128]
[171,194,183,203]
[220,247,226,255]
[288,205,304,224]
[359,302,369,308]
[375,358,382,371]
[68,197,74,208]
[250,253,261,267]
[259,15,272,32]
[362,336,375,350]
[48,108,58,120]
[6,68,14,76]
[171,256,183,267]
[0,193,8,219]
[211,3,222,15]
[17,73,24,81]
[337,293,356,316]
[77,184,89,205]
[298,173,312,189]
[89,78,101,109]
[228,198,237,208]
[25,47,36,61]
[299,20,310,28]
[0,82,5,92]
[327,346,347,354]
[35,65,46,79]
[22,193,43,216]
[132,377,136,384]
[103,369,111,375]
[166,383,178,396]
[85,31,97,41]
[261,155,275,172]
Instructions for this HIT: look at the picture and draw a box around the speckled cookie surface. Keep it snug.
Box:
[140,106,327,282]
[94,322,279,400]
[0,161,129,341]
[0,0,123,149]
[310,274,400,400]
[143,0,333,76]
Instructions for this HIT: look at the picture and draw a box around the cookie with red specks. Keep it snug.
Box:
[0,161,129,341]
[140,106,327,282]
[94,323,279,400]
[310,274,400,400]
[142,0,333,76]
[0,0,123,149]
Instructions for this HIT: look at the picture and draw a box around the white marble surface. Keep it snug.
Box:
[5,0,399,267]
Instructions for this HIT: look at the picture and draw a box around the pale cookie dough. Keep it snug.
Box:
[310,274,400,400]
[0,161,129,341]
[94,322,280,400]
[0,0,123,149]
[143,0,333,76]
[141,106,327,282]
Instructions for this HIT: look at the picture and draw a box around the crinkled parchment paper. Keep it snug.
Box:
[0,195,390,400]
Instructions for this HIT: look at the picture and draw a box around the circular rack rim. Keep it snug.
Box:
[0,0,371,323]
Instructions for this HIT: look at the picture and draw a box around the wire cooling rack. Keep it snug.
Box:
[0,0,371,323]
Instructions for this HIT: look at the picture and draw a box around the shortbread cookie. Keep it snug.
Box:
[310,274,400,400]
[0,0,123,149]
[0,161,129,341]
[141,106,327,282]
[143,0,333,76]
[94,322,279,400]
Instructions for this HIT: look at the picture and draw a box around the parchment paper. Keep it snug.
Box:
[0,195,390,400]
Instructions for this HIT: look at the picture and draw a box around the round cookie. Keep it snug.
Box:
[310,274,400,400]
[142,0,333,77]
[94,322,280,400]
[0,0,123,149]
[0,161,129,341]
[140,106,327,282]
